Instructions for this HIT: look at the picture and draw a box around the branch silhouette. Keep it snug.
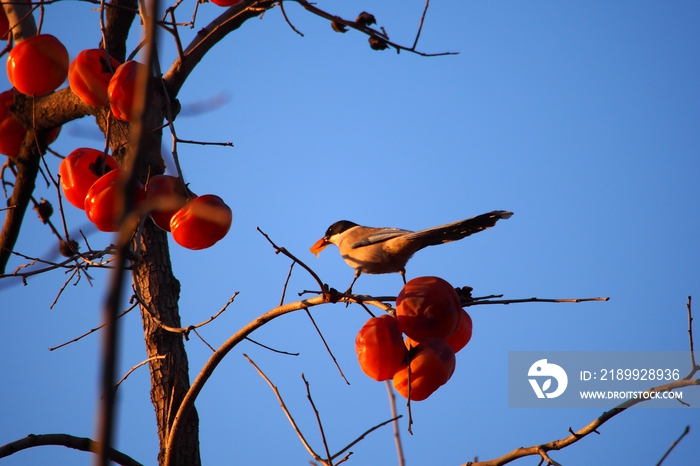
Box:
[0,433,143,466]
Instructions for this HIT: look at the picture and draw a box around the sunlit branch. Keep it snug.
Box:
[386,381,405,466]
[133,288,238,339]
[466,298,700,466]
[243,354,323,462]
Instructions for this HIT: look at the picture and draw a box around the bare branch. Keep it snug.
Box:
[279,0,304,37]
[164,294,330,466]
[134,289,238,338]
[0,433,142,466]
[279,261,295,306]
[687,296,697,374]
[245,336,300,356]
[302,373,333,465]
[257,226,325,292]
[243,354,323,462]
[385,381,405,466]
[466,296,610,306]
[330,414,401,462]
[115,355,167,392]
[49,303,138,351]
[192,329,216,352]
[293,0,458,57]
[163,288,392,466]
[411,0,431,51]
[656,425,690,466]
[163,1,276,98]
[466,296,699,465]
[305,307,349,384]
[466,379,699,466]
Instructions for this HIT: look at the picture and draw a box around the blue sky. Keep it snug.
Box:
[1,1,699,465]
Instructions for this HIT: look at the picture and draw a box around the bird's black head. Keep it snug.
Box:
[324,220,358,239]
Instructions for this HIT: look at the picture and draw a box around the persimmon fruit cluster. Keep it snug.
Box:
[355,276,473,401]
[3,36,232,248]
[58,151,232,248]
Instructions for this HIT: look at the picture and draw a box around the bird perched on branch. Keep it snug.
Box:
[310,210,513,293]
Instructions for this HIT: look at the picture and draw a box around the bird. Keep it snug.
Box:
[310,210,513,293]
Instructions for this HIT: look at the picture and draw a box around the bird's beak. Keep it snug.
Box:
[310,238,329,257]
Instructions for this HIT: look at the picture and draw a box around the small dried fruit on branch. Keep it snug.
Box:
[7,34,69,96]
[331,21,348,33]
[34,198,53,223]
[355,12,376,27]
[59,238,79,257]
[369,36,389,51]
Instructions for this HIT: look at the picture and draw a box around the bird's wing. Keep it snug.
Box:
[404,210,513,250]
[350,228,413,249]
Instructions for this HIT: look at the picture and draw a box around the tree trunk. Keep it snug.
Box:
[133,221,201,466]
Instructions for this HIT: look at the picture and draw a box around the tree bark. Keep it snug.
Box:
[122,82,200,465]
[133,221,201,466]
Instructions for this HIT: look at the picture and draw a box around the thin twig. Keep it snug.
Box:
[175,137,233,147]
[305,307,350,385]
[133,288,238,337]
[257,227,325,291]
[294,0,458,57]
[385,381,405,466]
[466,296,610,306]
[302,373,333,465]
[192,329,215,352]
[49,302,138,351]
[114,355,166,392]
[467,365,699,466]
[280,261,295,306]
[245,336,299,356]
[49,266,80,310]
[164,291,395,465]
[243,354,323,462]
[411,0,430,51]
[655,425,690,466]
[466,379,700,465]
[330,414,401,461]
[279,0,303,36]
[687,296,696,372]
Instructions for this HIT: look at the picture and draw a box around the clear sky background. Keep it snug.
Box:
[1,1,699,465]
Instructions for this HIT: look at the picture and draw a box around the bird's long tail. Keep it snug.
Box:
[406,210,513,250]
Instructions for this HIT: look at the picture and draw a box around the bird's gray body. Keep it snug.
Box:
[322,210,513,279]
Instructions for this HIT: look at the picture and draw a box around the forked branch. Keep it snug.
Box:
[244,354,401,466]
[465,297,700,466]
